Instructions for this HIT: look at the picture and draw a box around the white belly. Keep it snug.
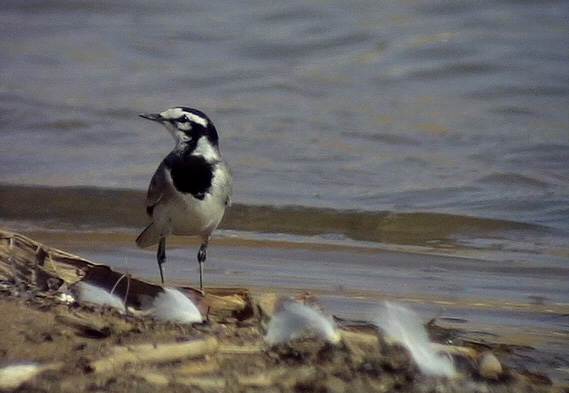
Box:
[151,158,232,240]
[154,192,226,238]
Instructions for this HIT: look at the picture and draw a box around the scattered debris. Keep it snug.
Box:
[0,228,563,393]
[148,287,203,323]
[479,351,503,380]
[0,363,41,390]
[374,301,455,377]
[87,336,219,374]
[56,312,112,338]
[71,281,126,314]
[265,301,340,345]
[0,362,61,390]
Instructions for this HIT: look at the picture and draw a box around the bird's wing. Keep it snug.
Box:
[145,164,167,217]
[222,160,233,206]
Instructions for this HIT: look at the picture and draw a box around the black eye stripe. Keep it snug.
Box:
[175,115,202,125]
[167,116,188,124]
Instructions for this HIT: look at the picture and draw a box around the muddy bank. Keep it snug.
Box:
[0,229,566,392]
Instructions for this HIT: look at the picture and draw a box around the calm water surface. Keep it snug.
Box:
[1,0,568,226]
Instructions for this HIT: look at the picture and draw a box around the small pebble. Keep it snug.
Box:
[479,352,502,380]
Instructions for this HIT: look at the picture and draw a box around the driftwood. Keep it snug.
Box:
[88,336,219,373]
[218,343,265,354]
[0,230,91,289]
[0,229,250,317]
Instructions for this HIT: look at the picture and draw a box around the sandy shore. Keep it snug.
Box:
[1,229,568,392]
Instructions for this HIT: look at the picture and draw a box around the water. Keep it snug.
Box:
[1,0,568,264]
[1,0,568,379]
[1,0,568,226]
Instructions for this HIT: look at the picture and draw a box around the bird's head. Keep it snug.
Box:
[140,107,219,149]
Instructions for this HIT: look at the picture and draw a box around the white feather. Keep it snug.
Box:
[374,302,455,377]
[265,302,340,345]
[74,282,125,313]
[0,363,41,390]
[150,287,203,324]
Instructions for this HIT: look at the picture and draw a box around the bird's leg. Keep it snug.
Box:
[157,237,166,285]
[197,238,209,292]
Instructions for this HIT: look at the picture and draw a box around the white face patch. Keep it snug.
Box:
[160,107,209,128]
[175,130,190,143]
[176,122,192,131]
[193,136,220,161]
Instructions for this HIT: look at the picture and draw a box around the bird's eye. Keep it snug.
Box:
[182,115,190,123]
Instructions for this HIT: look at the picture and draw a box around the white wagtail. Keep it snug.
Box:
[135,106,232,291]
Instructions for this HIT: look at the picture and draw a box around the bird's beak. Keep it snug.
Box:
[139,113,163,122]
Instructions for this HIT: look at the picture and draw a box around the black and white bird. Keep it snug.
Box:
[135,106,232,291]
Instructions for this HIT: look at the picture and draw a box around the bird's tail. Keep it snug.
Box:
[136,223,161,248]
